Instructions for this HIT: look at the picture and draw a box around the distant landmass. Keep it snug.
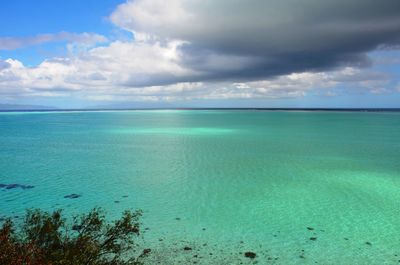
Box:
[0,104,56,111]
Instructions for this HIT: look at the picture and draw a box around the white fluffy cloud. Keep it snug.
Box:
[0,0,399,105]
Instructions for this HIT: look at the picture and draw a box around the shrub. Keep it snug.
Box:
[0,208,149,265]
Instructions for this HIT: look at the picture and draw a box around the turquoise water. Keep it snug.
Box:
[0,110,399,264]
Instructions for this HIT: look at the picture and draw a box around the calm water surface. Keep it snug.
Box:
[0,110,399,264]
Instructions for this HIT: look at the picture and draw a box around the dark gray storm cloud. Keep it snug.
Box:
[112,0,400,85]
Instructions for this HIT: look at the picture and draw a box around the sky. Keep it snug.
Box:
[0,0,400,108]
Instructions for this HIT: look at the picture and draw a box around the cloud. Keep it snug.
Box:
[110,0,400,82]
[0,32,108,50]
[396,83,400,92]
[0,0,399,105]
[0,60,11,70]
[1,50,390,102]
[0,40,196,98]
[190,67,392,100]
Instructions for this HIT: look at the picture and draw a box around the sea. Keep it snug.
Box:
[0,110,399,264]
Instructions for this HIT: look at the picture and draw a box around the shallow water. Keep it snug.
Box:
[1,110,400,264]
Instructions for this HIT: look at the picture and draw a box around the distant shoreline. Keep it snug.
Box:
[1,108,400,113]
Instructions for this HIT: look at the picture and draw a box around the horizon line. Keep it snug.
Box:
[1,107,400,113]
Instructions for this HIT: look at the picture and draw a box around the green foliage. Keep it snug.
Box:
[0,208,149,265]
